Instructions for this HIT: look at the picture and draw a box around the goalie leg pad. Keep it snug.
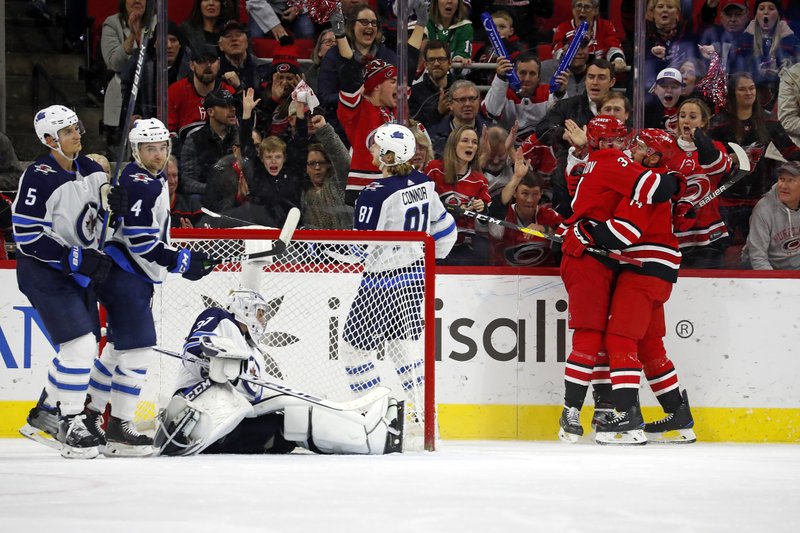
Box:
[283,396,403,455]
[155,381,253,456]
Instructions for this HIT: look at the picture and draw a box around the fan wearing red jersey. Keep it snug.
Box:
[590,129,695,445]
[556,116,683,443]
[425,125,492,265]
[670,99,733,268]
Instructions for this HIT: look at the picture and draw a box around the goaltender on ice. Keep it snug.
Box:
[157,124,457,455]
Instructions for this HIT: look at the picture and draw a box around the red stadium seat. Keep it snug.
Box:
[168,0,195,25]
[252,38,315,60]
[536,44,553,60]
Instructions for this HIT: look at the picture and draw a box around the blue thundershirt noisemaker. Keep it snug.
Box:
[480,12,521,92]
[549,20,589,93]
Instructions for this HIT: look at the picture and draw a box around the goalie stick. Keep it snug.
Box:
[448,205,644,267]
[204,207,301,265]
[98,1,156,247]
[153,345,391,412]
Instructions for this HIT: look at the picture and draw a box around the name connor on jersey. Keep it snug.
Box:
[402,186,428,205]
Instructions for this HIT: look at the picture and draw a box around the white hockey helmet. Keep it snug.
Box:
[367,123,416,168]
[34,105,84,158]
[225,289,269,340]
[129,118,171,171]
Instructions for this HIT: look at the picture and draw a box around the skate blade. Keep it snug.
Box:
[558,428,582,443]
[61,445,99,459]
[595,429,648,446]
[102,442,155,458]
[19,424,62,451]
[645,428,697,444]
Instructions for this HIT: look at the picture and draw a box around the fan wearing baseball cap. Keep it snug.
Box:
[218,20,267,91]
[698,0,751,66]
[644,67,685,133]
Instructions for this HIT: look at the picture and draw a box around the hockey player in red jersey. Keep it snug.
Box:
[588,129,696,445]
[556,116,684,443]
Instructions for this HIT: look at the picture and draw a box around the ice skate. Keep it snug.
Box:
[58,414,102,459]
[645,390,696,444]
[558,406,584,443]
[595,404,647,445]
[103,416,154,457]
[19,390,62,451]
[83,408,107,446]
[591,391,615,430]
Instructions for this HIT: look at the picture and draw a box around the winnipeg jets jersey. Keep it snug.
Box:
[173,307,265,403]
[354,170,457,269]
[12,154,107,267]
[105,162,178,283]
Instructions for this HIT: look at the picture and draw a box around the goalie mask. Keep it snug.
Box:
[129,118,171,173]
[34,105,85,161]
[225,289,269,340]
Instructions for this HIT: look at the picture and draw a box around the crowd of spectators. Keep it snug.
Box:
[4,0,800,271]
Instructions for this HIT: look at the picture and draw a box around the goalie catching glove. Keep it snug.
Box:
[561,220,596,258]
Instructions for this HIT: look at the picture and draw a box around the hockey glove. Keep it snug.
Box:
[667,171,688,202]
[330,7,346,39]
[61,246,113,283]
[566,163,585,197]
[692,128,720,166]
[561,220,595,258]
[179,250,215,281]
[672,201,697,232]
[107,186,129,216]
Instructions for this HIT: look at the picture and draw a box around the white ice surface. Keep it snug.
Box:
[1,439,798,533]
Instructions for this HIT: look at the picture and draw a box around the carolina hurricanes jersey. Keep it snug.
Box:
[488,202,563,267]
[167,79,236,133]
[552,18,625,62]
[12,154,107,269]
[104,161,178,283]
[565,148,677,229]
[354,169,457,269]
[668,140,732,249]
[424,160,492,239]
[337,88,396,201]
[172,307,265,403]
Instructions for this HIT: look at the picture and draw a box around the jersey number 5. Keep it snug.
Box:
[404,204,429,231]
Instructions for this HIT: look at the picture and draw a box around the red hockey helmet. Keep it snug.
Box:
[586,115,629,149]
[635,128,678,164]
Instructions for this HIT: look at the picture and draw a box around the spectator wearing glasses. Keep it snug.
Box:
[167,45,235,140]
[552,0,627,73]
[409,40,455,125]
[301,115,353,230]
[427,80,488,159]
[317,4,427,123]
[304,29,337,93]
[217,19,268,92]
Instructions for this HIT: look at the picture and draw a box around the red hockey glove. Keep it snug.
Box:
[561,220,595,258]
[566,162,585,197]
[672,201,696,232]
[668,171,687,202]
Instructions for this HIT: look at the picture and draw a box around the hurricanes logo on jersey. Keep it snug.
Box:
[440,190,471,207]
[33,164,56,175]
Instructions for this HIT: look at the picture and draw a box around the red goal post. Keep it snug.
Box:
[138,228,438,451]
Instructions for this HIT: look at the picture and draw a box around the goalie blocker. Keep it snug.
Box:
[154,333,404,456]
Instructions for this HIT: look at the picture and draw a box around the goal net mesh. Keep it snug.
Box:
[135,228,435,451]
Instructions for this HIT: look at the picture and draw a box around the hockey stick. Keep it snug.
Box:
[98,2,157,247]
[153,346,390,412]
[449,206,644,267]
[204,207,301,265]
[694,142,752,209]
[201,207,261,227]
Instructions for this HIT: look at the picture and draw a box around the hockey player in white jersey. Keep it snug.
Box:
[83,118,215,457]
[15,105,128,459]
[340,124,457,434]
[155,289,404,456]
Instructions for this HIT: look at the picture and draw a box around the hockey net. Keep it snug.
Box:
[136,228,437,451]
